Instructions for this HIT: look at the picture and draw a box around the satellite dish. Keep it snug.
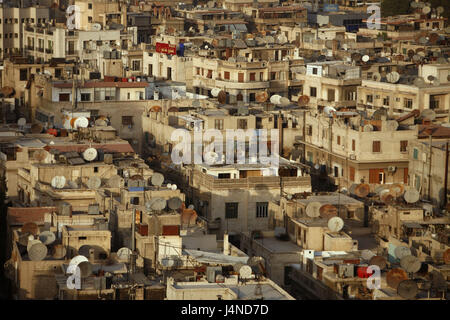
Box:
[51,176,66,189]
[277,34,287,44]
[17,118,26,126]
[325,40,333,49]
[372,108,388,120]
[28,241,48,261]
[151,173,164,187]
[171,184,177,190]
[69,255,89,267]
[386,120,399,131]
[280,97,290,105]
[264,35,274,44]
[87,176,101,189]
[211,88,221,97]
[436,6,445,15]
[83,148,98,161]
[150,198,167,211]
[39,231,56,245]
[323,106,336,116]
[420,109,436,121]
[404,189,420,203]
[95,118,107,126]
[27,239,41,252]
[380,189,395,205]
[413,77,425,87]
[270,95,282,105]
[319,204,338,220]
[387,268,408,289]
[168,197,182,210]
[107,175,123,188]
[305,202,321,218]
[355,183,370,198]
[412,54,422,62]
[361,250,376,261]
[256,91,269,103]
[400,255,422,273]
[397,280,418,299]
[33,149,49,162]
[372,72,381,81]
[386,71,400,83]
[362,55,370,62]
[328,217,344,233]
[395,246,412,260]
[67,180,78,189]
[188,204,195,210]
[78,261,93,278]
[91,23,101,31]
[74,117,89,129]
[117,247,132,261]
[389,184,405,197]
[369,255,387,270]
[363,124,374,132]
[51,244,67,259]
[422,6,431,14]
[166,183,172,189]
[218,90,227,104]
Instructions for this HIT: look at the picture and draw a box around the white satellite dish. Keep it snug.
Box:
[404,189,420,203]
[51,176,66,189]
[74,116,89,129]
[107,175,123,188]
[83,148,98,161]
[171,184,177,190]
[211,88,221,97]
[151,173,164,187]
[167,183,172,189]
[328,216,344,233]
[117,247,132,261]
[386,120,399,131]
[69,255,89,266]
[39,231,56,245]
[386,72,400,83]
[91,23,101,31]
[17,118,26,126]
[28,241,48,261]
[323,106,336,115]
[363,124,374,132]
[87,176,101,189]
[420,109,436,121]
[362,55,370,62]
[305,202,321,218]
[279,97,290,105]
[270,95,282,105]
[238,265,253,279]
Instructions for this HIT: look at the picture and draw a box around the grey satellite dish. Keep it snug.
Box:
[362,250,376,261]
[117,247,132,261]
[387,71,400,83]
[432,79,440,86]
[39,231,56,245]
[436,6,444,15]
[78,261,92,278]
[168,197,182,210]
[145,200,155,212]
[413,77,425,87]
[280,97,290,105]
[68,181,78,189]
[161,257,177,267]
[51,176,66,189]
[238,265,253,279]
[91,23,101,31]
[87,176,101,189]
[305,202,321,218]
[397,280,418,299]
[386,120,399,131]
[28,241,48,261]
[264,35,274,44]
[328,216,344,233]
[270,95,282,105]
[420,109,436,121]
[404,189,420,203]
[151,198,167,211]
[27,239,41,252]
[151,173,164,187]
[69,255,89,266]
[363,124,374,132]
[395,246,412,260]
[78,245,93,258]
[400,255,421,273]
[372,72,381,81]
[107,175,123,188]
[83,148,98,162]
[17,118,26,126]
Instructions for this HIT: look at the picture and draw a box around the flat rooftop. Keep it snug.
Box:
[296,193,363,206]
[253,236,302,253]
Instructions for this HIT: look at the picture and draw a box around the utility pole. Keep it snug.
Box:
[444,142,449,208]
[428,134,432,201]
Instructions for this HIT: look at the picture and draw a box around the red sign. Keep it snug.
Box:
[156,42,176,55]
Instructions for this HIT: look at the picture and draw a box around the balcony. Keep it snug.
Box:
[26,45,34,51]
[37,47,44,52]
[65,50,79,56]
[45,49,53,54]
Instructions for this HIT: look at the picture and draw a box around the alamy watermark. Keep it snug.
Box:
[66,5,82,30]
[66,257,82,289]
[170,126,280,168]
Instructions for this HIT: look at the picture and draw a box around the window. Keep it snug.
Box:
[131,197,139,205]
[238,73,244,82]
[256,202,268,218]
[218,173,230,179]
[372,141,381,153]
[310,87,317,97]
[94,167,98,173]
[132,60,141,71]
[307,125,312,136]
[122,116,133,126]
[80,93,91,101]
[88,3,93,9]
[59,93,70,102]
[383,96,390,106]
[78,237,87,240]
[400,140,408,153]
[404,98,413,109]
[413,148,418,160]
[215,119,224,130]
[312,68,318,75]
[238,119,248,129]
[207,69,212,79]
[225,202,238,219]
[327,89,335,102]
[224,71,230,80]
[260,72,264,81]
[250,73,255,81]
[270,72,276,80]
[337,135,341,145]
[352,139,355,151]
[350,167,355,181]
[20,69,28,81]
[367,95,373,103]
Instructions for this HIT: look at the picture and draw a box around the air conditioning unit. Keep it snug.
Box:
[388,166,396,173]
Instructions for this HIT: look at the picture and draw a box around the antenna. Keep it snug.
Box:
[369,256,387,270]
[397,280,418,299]
[394,246,412,260]
[87,176,102,189]
[28,241,48,261]
[83,148,98,162]
[305,202,321,218]
[327,216,344,233]
[51,176,66,189]
[39,231,56,245]
[404,189,420,204]
[387,268,408,289]
[151,173,164,187]
[168,197,182,210]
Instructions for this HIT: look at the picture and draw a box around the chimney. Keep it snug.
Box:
[223,233,230,255]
